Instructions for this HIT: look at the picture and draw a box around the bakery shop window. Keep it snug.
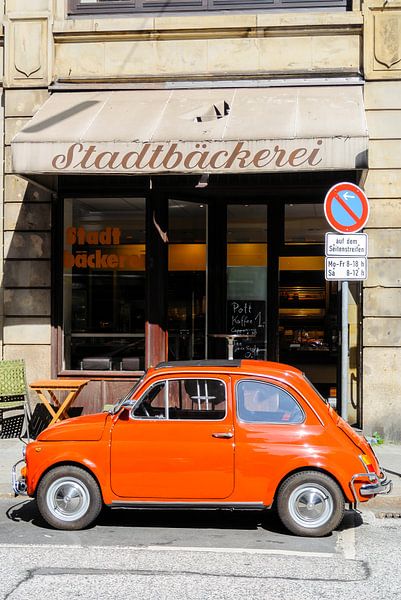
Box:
[63,197,145,372]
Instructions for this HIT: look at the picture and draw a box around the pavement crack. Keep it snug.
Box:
[32,565,368,583]
[3,569,36,600]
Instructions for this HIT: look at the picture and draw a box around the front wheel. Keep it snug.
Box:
[276,471,345,537]
[37,465,103,530]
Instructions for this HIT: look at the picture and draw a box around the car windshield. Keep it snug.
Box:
[109,375,146,414]
[302,374,328,405]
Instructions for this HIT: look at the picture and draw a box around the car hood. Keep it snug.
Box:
[36,413,109,442]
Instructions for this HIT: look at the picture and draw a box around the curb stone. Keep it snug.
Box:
[369,505,401,515]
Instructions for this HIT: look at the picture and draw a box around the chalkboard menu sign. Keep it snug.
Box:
[227,300,266,359]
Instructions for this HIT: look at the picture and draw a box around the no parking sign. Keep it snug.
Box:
[324,182,369,233]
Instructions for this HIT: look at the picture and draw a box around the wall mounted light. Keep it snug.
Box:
[195,173,209,189]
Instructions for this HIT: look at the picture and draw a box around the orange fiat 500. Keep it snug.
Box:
[13,360,392,536]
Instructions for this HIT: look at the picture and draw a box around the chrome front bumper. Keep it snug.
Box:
[12,459,28,496]
[351,470,392,502]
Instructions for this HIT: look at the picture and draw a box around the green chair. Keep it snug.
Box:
[0,359,31,439]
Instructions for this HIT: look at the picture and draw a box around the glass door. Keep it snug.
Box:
[226,204,268,360]
[279,202,338,400]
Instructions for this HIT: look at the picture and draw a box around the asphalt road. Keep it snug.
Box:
[1,498,401,600]
[0,497,342,553]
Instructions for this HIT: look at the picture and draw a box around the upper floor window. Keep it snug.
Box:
[69,0,350,16]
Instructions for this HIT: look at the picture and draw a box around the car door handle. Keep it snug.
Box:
[212,432,233,439]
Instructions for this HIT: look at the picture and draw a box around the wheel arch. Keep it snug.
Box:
[272,466,350,505]
[33,460,103,500]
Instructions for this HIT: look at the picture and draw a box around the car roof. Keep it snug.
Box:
[152,359,303,379]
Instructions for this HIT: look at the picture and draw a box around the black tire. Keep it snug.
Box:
[276,471,345,537]
[37,465,103,530]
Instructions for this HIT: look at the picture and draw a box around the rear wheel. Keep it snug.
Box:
[276,471,345,537]
[37,465,102,530]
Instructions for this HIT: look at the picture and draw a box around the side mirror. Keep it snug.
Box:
[104,400,134,414]
[119,405,131,420]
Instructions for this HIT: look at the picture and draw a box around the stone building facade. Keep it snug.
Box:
[1,0,401,440]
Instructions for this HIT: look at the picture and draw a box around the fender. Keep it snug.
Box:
[262,452,362,505]
[25,439,111,500]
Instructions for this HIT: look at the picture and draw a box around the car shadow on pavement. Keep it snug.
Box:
[96,506,362,535]
[6,499,288,532]
[6,498,51,529]
[97,506,272,531]
[6,499,363,537]
[260,508,363,536]
[336,509,364,531]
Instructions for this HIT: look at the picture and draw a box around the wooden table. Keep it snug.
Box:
[29,379,90,426]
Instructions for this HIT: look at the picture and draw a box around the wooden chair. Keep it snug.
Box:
[0,359,31,439]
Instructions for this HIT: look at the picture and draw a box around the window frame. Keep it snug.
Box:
[132,377,227,421]
[132,380,168,419]
[60,195,147,375]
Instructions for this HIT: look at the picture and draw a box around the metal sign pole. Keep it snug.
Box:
[323,182,369,420]
[341,281,349,421]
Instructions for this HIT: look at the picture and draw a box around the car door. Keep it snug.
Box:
[110,374,234,499]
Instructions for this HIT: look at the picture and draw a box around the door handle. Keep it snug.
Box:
[212,432,233,439]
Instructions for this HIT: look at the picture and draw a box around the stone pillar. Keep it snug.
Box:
[3,1,53,382]
[363,1,401,441]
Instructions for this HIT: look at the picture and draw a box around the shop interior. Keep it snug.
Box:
[60,171,362,410]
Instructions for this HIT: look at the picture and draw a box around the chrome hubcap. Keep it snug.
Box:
[46,477,90,522]
[288,483,333,529]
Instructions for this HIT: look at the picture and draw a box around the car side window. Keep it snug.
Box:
[132,378,226,420]
[168,379,226,420]
[237,380,304,424]
[132,382,167,419]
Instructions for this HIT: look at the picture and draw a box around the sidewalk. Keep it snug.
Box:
[0,438,400,515]
[363,443,401,517]
[0,438,22,498]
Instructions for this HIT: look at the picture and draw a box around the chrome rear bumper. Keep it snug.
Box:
[351,470,392,501]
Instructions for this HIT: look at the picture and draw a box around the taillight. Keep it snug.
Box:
[360,454,375,473]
